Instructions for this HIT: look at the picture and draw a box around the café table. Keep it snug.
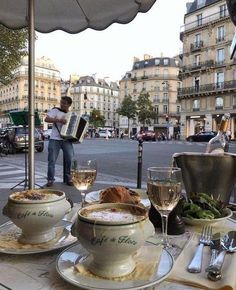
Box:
[0,202,235,290]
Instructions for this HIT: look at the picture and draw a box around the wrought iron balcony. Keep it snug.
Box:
[190,40,204,52]
[178,80,236,97]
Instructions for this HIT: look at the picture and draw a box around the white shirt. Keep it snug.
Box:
[47,108,66,140]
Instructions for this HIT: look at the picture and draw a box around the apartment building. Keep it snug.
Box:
[0,56,61,129]
[178,0,236,139]
[119,55,181,137]
[70,76,120,129]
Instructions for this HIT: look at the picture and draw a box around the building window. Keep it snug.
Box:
[233,96,236,108]
[163,93,168,102]
[163,59,169,65]
[193,99,200,111]
[197,0,205,8]
[195,33,201,46]
[217,26,225,42]
[215,97,223,109]
[219,4,227,18]
[194,54,201,66]
[155,59,160,65]
[154,105,159,114]
[163,105,168,114]
[215,72,224,88]
[177,106,180,114]
[216,48,225,64]
[197,14,202,26]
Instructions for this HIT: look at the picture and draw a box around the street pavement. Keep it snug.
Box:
[0,139,235,224]
[0,144,143,224]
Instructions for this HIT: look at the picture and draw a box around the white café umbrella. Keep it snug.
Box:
[0,0,156,189]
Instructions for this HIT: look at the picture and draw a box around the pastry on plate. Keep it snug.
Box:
[100,186,141,205]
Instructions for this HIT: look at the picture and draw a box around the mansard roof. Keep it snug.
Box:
[187,0,220,14]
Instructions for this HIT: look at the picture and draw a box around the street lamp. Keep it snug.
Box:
[162,81,170,139]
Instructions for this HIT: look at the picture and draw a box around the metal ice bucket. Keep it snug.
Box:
[172,152,236,203]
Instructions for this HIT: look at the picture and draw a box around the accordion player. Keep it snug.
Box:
[60,111,88,143]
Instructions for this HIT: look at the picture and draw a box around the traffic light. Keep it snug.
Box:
[165,114,169,122]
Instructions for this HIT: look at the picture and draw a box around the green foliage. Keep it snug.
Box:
[0,25,28,84]
[89,109,105,128]
[136,92,156,126]
[117,95,137,135]
[117,95,137,119]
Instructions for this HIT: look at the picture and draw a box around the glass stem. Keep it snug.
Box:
[81,192,86,208]
[161,213,169,247]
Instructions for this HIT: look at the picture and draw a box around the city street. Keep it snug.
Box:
[0,138,236,223]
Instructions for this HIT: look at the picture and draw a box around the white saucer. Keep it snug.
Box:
[56,242,173,290]
[0,220,77,254]
[86,188,151,208]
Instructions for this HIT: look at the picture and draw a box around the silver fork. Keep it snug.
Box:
[187,225,212,273]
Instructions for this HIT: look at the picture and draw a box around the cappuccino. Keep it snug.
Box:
[81,207,146,223]
[10,191,59,202]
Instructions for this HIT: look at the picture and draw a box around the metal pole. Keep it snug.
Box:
[28,0,35,189]
[137,138,143,188]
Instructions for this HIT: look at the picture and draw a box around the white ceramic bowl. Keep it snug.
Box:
[71,203,155,278]
[2,189,71,244]
[182,208,233,226]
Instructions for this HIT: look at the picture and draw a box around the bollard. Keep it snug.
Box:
[63,156,66,183]
[137,138,143,188]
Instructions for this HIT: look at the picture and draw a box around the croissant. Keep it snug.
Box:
[100,186,140,204]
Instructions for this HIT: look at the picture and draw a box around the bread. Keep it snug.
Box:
[100,186,141,204]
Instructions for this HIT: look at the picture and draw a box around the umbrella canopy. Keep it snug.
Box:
[0,0,156,32]
[0,0,156,189]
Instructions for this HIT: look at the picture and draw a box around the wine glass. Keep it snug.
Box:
[71,159,97,208]
[147,167,182,248]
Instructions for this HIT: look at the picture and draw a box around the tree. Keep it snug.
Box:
[136,92,156,128]
[117,95,137,136]
[0,25,28,84]
[89,109,105,128]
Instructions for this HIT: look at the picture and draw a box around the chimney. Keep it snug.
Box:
[144,54,152,60]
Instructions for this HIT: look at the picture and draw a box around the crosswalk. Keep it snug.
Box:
[0,162,53,189]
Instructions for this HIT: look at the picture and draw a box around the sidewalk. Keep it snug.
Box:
[0,160,140,225]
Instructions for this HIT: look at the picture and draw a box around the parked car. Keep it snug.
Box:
[3,126,44,154]
[186,131,217,142]
[95,129,112,138]
[132,130,156,141]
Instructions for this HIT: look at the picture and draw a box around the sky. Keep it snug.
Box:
[35,0,189,82]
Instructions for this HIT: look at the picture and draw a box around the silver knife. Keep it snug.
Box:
[205,232,221,272]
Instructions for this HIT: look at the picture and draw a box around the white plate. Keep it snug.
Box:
[182,208,233,226]
[0,221,77,255]
[85,189,151,208]
[56,242,174,290]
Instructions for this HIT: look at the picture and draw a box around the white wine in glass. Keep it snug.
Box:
[147,167,182,247]
[71,159,97,207]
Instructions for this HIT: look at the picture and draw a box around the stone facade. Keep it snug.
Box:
[0,56,61,129]
[119,55,181,138]
[178,0,236,139]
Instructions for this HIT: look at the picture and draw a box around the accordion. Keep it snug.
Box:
[60,111,88,143]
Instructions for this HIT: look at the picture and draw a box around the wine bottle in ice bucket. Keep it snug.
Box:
[206,113,230,154]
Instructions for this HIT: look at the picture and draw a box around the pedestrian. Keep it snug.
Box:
[105,129,109,140]
[45,96,74,187]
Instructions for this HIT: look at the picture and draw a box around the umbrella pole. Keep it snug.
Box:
[28,0,35,189]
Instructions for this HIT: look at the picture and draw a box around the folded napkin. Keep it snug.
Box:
[167,233,236,290]
[74,244,162,281]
